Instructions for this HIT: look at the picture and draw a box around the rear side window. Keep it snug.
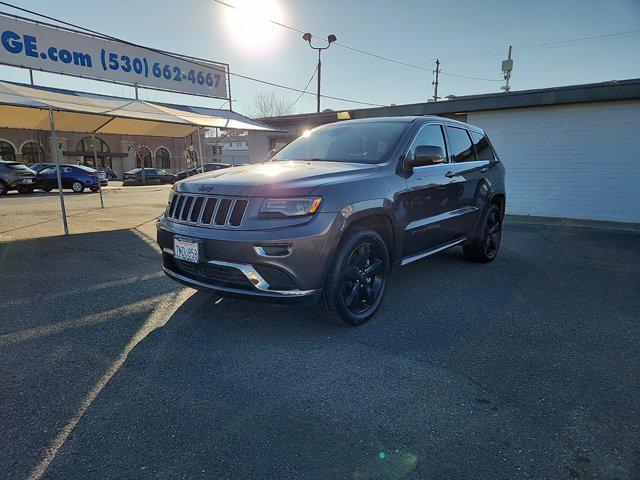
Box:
[470,131,496,162]
[446,127,475,163]
[62,167,74,173]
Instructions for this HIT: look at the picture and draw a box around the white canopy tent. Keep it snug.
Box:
[0,80,280,234]
[0,80,279,135]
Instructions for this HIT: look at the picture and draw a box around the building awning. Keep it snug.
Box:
[0,80,281,137]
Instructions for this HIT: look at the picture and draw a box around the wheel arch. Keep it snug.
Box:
[321,199,400,270]
[490,192,506,217]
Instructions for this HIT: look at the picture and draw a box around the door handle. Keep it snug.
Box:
[445,171,458,178]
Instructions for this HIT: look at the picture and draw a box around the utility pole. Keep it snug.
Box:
[432,59,441,101]
[501,46,513,92]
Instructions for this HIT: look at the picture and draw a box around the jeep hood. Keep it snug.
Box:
[177,160,380,196]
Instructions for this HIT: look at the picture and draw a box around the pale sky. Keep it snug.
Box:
[0,0,639,115]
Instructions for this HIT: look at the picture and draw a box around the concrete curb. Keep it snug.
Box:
[505,214,640,233]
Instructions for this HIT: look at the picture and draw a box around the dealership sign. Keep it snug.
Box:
[0,14,229,99]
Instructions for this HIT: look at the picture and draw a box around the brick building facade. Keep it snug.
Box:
[0,127,207,176]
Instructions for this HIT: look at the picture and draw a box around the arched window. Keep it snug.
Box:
[21,141,44,164]
[0,140,16,162]
[76,137,112,168]
[156,147,171,169]
[184,146,198,169]
[136,146,152,168]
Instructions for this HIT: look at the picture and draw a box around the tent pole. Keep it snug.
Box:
[91,132,104,208]
[197,126,205,172]
[49,110,69,236]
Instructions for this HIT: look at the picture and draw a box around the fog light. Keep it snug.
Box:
[253,244,293,257]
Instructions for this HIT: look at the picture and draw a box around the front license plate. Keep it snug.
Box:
[174,238,200,263]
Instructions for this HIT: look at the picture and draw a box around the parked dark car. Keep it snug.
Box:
[124,168,176,185]
[157,116,506,325]
[35,164,106,193]
[175,162,231,181]
[96,166,118,180]
[0,161,37,195]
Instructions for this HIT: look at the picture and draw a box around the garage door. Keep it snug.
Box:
[468,100,640,223]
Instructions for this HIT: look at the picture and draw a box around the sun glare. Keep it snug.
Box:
[224,0,283,53]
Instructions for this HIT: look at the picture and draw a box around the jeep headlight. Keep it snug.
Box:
[260,197,322,217]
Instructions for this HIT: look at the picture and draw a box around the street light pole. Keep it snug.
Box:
[302,33,337,113]
[316,48,321,114]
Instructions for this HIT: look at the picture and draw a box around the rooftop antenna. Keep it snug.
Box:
[501,46,513,92]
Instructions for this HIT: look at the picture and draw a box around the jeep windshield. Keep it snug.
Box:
[271,121,410,164]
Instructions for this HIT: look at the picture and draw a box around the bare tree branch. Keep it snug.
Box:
[243,91,294,119]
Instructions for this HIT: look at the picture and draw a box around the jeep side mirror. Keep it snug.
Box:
[407,145,446,169]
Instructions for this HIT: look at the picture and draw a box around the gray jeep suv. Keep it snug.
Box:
[157,116,506,325]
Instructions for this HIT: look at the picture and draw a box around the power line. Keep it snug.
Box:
[290,65,318,110]
[435,29,640,64]
[0,2,386,107]
[209,0,432,71]
[209,0,502,82]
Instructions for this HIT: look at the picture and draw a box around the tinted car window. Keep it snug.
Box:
[410,124,447,160]
[446,127,475,163]
[470,131,495,162]
[272,121,410,164]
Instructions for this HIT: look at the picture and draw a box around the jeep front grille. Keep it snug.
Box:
[167,194,248,228]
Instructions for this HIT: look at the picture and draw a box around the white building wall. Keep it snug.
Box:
[468,100,640,223]
[248,131,272,164]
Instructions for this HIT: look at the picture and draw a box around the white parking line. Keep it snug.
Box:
[26,288,196,480]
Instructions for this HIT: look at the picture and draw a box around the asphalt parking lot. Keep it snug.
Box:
[1,186,638,480]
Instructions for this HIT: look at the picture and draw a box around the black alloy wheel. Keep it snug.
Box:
[463,203,503,263]
[483,207,502,259]
[341,242,385,315]
[319,228,390,326]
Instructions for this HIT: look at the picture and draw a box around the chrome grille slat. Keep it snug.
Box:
[190,197,205,223]
[201,198,218,225]
[214,198,233,225]
[181,196,194,221]
[167,194,248,228]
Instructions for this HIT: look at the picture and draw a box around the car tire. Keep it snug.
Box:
[319,227,390,326]
[71,181,85,193]
[89,186,99,192]
[463,204,503,263]
[0,181,7,195]
[17,186,35,194]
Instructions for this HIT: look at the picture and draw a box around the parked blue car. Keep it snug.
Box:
[35,164,107,193]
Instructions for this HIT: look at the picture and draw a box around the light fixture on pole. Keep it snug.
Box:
[302,32,337,113]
